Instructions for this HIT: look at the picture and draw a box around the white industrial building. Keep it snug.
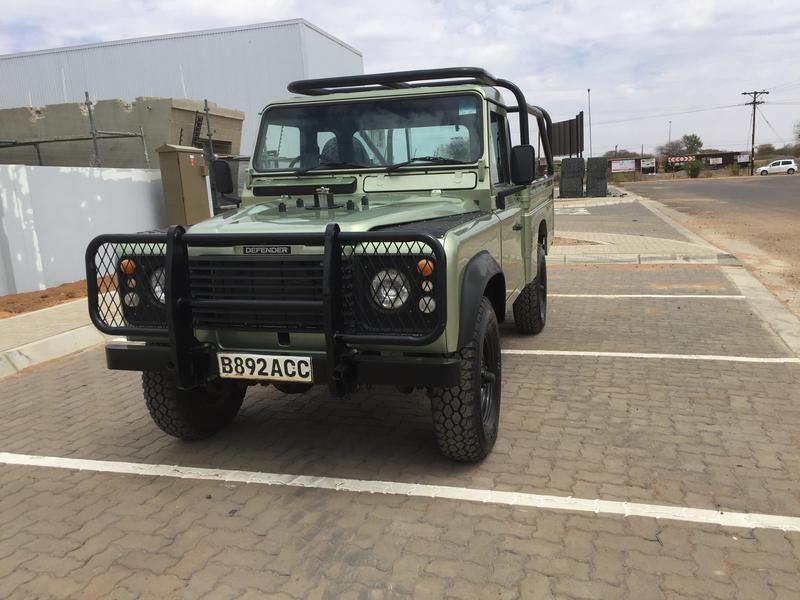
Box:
[0,19,363,154]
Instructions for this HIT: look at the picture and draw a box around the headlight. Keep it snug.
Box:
[370,269,410,310]
[149,266,166,303]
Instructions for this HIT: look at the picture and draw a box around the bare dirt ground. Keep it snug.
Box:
[623,176,800,317]
[0,280,86,319]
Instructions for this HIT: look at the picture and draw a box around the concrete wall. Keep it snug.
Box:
[0,165,164,295]
[0,97,244,169]
[0,19,363,156]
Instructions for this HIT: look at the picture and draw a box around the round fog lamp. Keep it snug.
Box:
[123,292,141,308]
[370,269,410,310]
[149,266,166,303]
[419,296,436,314]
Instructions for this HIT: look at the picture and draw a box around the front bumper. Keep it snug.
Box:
[87,224,449,394]
[105,342,461,389]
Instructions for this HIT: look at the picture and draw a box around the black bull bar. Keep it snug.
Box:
[85,224,452,393]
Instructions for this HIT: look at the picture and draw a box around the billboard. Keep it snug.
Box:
[611,159,636,172]
[640,158,656,170]
[708,157,723,165]
[737,154,750,163]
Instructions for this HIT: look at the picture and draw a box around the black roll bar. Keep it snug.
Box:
[287,67,554,174]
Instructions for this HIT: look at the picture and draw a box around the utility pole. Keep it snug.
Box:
[741,90,769,176]
[587,88,593,157]
[667,120,672,176]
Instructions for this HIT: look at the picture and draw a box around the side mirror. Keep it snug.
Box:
[212,159,234,195]
[511,145,535,185]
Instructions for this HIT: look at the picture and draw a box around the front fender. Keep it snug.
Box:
[457,251,505,349]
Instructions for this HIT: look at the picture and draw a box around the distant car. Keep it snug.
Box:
[758,159,796,175]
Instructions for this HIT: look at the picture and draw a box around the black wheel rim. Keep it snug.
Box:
[479,338,499,427]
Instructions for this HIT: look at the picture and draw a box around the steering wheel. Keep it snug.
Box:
[288,156,302,168]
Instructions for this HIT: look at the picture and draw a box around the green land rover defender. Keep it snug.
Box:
[86,67,555,461]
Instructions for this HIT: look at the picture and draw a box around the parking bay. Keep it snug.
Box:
[1,255,800,596]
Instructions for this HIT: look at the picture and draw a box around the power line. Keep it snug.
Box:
[768,77,800,93]
[593,103,744,126]
[756,107,786,145]
[741,90,769,175]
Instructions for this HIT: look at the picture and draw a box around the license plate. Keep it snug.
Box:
[217,352,313,383]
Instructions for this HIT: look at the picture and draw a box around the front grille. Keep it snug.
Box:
[188,255,325,331]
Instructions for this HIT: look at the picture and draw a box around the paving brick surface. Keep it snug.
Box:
[556,202,690,241]
[2,238,800,597]
[1,467,799,600]
[504,295,792,356]
[1,345,799,517]
[549,264,739,296]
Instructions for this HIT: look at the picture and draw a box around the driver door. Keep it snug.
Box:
[489,110,524,300]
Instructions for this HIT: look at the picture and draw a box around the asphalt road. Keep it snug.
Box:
[623,174,800,316]
[624,174,799,213]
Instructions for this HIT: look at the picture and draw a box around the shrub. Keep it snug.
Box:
[685,160,703,178]
[725,163,740,176]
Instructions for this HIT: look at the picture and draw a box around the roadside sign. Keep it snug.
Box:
[708,157,723,165]
[737,154,750,163]
[667,155,695,164]
[641,158,656,170]
[611,159,636,172]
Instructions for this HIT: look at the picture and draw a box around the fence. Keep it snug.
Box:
[0,165,164,295]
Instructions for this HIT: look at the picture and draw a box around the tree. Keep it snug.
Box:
[756,143,776,158]
[603,148,638,158]
[681,133,703,153]
[656,140,685,156]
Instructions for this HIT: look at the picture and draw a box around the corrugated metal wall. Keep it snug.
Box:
[0,19,363,154]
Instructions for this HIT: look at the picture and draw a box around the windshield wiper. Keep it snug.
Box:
[386,156,471,172]
[293,161,368,175]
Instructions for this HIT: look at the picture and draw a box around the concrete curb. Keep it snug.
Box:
[722,267,800,357]
[0,325,105,379]
[551,253,739,265]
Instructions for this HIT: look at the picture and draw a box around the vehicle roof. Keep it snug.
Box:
[264,83,506,111]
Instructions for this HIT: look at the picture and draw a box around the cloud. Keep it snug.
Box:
[1,0,799,153]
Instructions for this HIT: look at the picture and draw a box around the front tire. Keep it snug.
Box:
[760,170,768,176]
[143,371,246,440]
[428,297,501,462]
[512,243,547,334]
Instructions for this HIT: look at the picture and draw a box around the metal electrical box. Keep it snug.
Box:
[156,144,212,225]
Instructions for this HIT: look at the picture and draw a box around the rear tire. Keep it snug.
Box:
[512,243,547,334]
[428,297,501,462]
[788,168,796,175]
[142,372,246,440]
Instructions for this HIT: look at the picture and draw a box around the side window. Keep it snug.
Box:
[489,112,510,184]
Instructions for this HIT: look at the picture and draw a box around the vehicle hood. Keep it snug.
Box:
[188,194,479,236]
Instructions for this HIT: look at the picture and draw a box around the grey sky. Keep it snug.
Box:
[2,0,799,155]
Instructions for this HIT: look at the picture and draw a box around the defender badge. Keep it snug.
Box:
[242,245,291,255]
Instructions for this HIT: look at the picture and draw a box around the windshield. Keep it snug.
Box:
[253,94,483,173]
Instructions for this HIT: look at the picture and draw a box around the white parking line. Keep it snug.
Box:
[1,452,798,532]
[502,349,800,363]
[550,294,746,299]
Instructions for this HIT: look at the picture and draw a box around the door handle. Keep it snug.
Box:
[512,223,523,231]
